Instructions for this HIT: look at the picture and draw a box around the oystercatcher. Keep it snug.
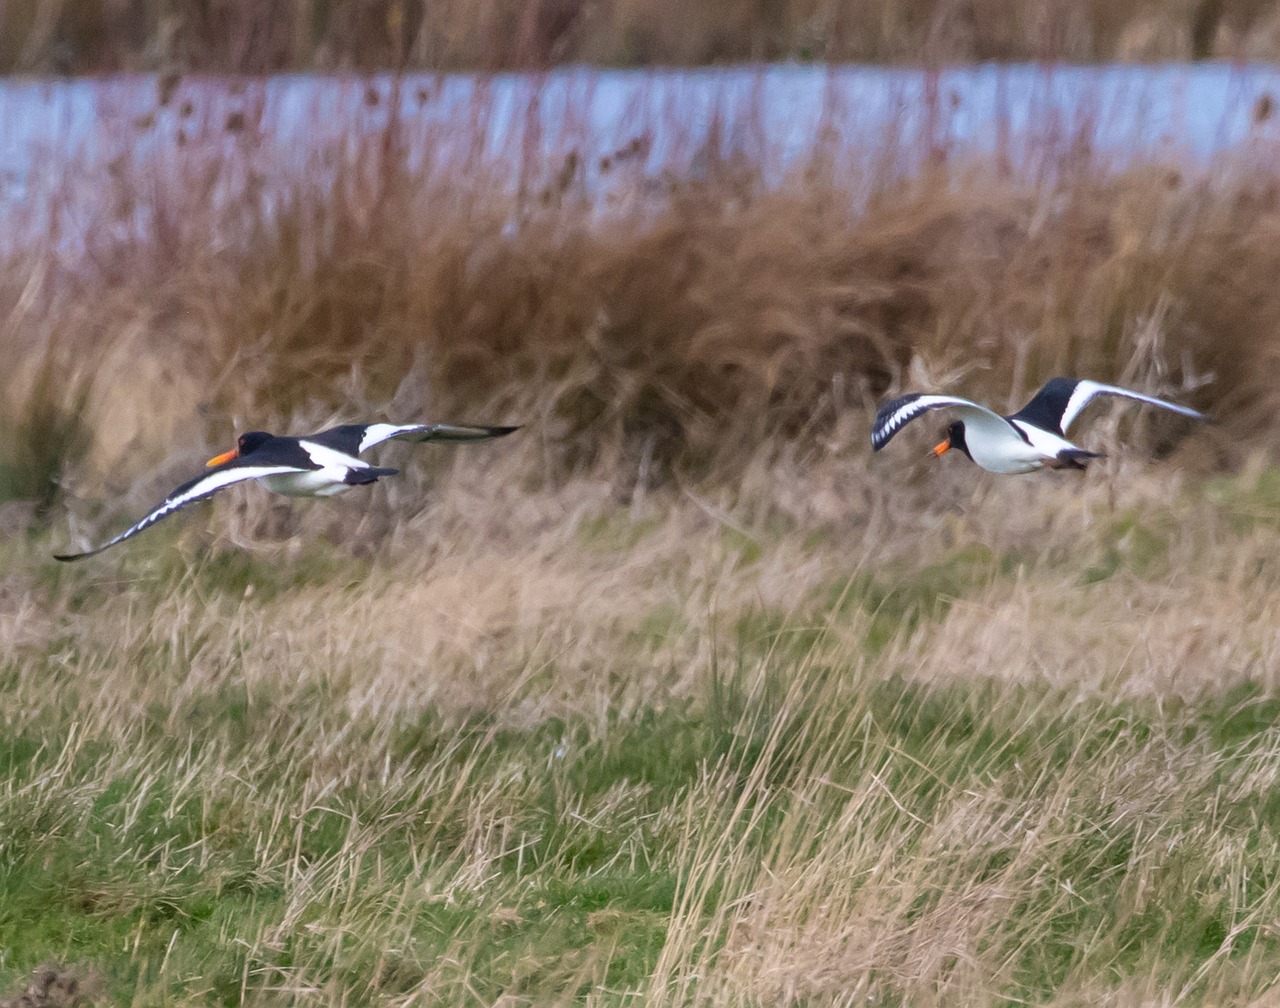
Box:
[871,377,1207,474]
[54,421,519,561]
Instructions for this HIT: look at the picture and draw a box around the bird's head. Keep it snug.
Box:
[206,431,271,467]
[933,420,972,462]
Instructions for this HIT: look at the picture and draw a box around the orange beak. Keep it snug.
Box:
[932,438,951,458]
[206,448,239,467]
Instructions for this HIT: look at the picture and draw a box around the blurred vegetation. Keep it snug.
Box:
[2,0,1280,74]
[0,83,1242,508]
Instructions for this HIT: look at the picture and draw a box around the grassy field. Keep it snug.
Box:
[7,454,1280,1005]
[4,76,1280,1005]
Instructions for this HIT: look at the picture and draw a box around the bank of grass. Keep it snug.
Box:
[3,457,1280,1004]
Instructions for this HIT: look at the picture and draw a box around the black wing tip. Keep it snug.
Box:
[870,393,927,452]
[53,550,91,562]
[436,423,521,439]
[876,392,923,411]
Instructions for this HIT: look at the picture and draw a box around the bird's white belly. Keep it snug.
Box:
[262,469,354,497]
[968,437,1047,474]
[969,423,1080,474]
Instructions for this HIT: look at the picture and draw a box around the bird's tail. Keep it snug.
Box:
[1052,449,1105,470]
[344,466,399,486]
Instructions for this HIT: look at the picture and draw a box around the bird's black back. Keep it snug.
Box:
[234,432,320,468]
[305,425,368,456]
[1008,377,1079,435]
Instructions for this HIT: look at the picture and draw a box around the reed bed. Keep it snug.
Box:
[3,0,1280,72]
[4,71,1271,511]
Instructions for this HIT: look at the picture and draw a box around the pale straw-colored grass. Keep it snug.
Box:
[7,435,1280,1003]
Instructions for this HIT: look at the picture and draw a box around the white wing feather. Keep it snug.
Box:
[871,394,1012,451]
[55,464,305,561]
[1059,380,1208,435]
[357,423,517,453]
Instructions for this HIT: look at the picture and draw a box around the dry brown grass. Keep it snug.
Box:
[8,81,1273,519]
[13,445,1280,1002]
[5,0,1280,72]
[13,447,1278,732]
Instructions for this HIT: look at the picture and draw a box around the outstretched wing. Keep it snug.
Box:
[871,394,1011,451]
[312,422,520,456]
[54,462,305,561]
[1014,377,1208,436]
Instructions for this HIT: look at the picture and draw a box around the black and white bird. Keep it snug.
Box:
[54,421,519,561]
[871,377,1207,474]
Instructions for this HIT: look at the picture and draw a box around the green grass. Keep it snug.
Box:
[4,576,1280,1005]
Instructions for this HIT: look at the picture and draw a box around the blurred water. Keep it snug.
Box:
[2,64,1278,254]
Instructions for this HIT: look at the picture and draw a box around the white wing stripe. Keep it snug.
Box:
[1060,380,1207,434]
[298,440,368,469]
[356,423,511,453]
[357,424,417,453]
[59,464,303,559]
[121,465,296,532]
[1060,381,1100,434]
[872,395,1002,450]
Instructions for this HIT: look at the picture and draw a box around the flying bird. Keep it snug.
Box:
[871,377,1207,474]
[54,421,519,561]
